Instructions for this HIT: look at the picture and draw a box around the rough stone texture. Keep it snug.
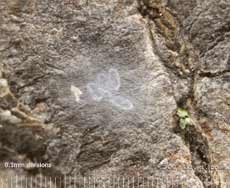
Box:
[0,0,229,187]
[164,0,230,187]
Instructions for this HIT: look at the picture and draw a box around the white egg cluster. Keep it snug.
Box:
[87,68,133,110]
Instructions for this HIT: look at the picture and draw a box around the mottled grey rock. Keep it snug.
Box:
[194,74,230,124]
[167,0,230,74]
[0,0,230,187]
[166,0,230,187]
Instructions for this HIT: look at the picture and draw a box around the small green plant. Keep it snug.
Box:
[176,108,192,129]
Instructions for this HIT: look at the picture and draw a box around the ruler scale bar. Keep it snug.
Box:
[0,175,175,187]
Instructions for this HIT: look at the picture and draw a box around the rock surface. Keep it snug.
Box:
[0,0,229,187]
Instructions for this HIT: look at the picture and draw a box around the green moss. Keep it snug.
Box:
[177,108,192,129]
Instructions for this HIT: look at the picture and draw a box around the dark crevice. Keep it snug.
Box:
[137,1,218,187]
[147,23,186,78]
[146,19,193,81]
[198,69,230,78]
[173,77,219,188]
[173,72,218,188]
[174,125,214,188]
[0,124,47,161]
[0,124,65,188]
[137,0,198,79]
[137,0,163,20]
